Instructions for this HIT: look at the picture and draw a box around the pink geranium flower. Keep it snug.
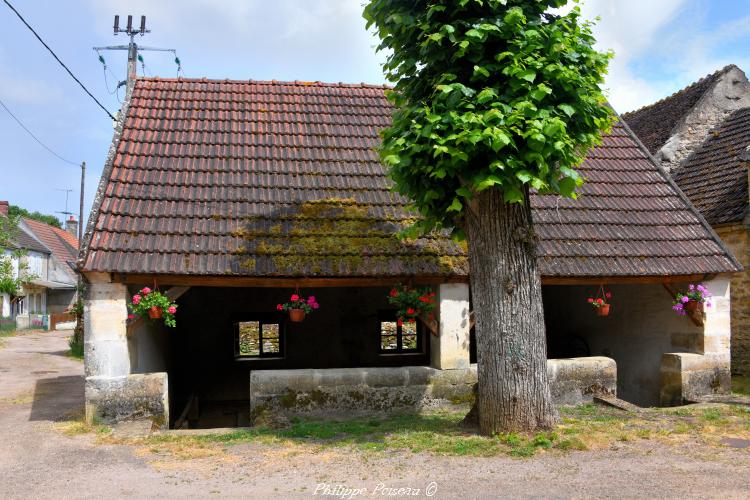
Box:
[167,306,177,314]
[290,294,300,302]
[141,287,151,295]
[132,294,142,304]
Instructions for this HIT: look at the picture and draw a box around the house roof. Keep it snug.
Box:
[12,226,50,255]
[672,108,750,225]
[622,65,737,154]
[22,218,79,267]
[80,77,741,280]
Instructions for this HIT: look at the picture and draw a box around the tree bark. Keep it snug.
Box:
[463,186,557,434]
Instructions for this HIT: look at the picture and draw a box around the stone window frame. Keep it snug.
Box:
[233,313,286,359]
[378,310,423,354]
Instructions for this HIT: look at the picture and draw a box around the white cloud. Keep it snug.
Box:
[571,0,688,112]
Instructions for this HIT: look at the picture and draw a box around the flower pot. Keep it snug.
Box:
[288,309,305,323]
[596,304,610,317]
[685,300,702,314]
[148,306,163,319]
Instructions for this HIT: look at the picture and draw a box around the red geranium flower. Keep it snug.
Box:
[389,288,398,298]
[290,294,299,301]
[397,318,404,327]
[406,307,416,315]
[596,298,604,305]
[276,304,283,311]
[605,292,612,299]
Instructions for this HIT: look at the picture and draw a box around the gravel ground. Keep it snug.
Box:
[1,330,749,499]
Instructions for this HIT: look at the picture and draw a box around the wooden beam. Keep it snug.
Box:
[542,274,718,285]
[114,273,724,288]
[126,286,192,335]
[115,274,468,288]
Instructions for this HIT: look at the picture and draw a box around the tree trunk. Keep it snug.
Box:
[463,186,557,434]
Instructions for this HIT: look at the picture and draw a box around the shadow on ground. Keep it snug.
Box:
[30,375,84,422]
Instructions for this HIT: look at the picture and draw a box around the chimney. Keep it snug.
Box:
[0,201,8,217]
[66,215,79,239]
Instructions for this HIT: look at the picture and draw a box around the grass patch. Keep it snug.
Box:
[67,336,84,360]
[0,327,15,349]
[82,402,750,461]
[732,375,750,397]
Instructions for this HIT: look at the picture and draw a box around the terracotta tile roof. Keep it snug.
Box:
[80,77,740,278]
[672,108,750,225]
[622,65,736,154]
[22,218,79,266]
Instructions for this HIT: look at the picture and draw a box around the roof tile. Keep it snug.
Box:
[81,77,739,278]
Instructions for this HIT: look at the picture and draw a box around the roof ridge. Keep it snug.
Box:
[134,76,392,90]
[622,64,739,118]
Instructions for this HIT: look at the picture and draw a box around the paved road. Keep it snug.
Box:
[1,331,750,499]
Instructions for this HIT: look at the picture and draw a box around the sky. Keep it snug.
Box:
[1,0,750,224]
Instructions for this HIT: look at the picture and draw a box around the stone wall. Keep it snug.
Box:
[249,357,616,418]
[659,66,750,173]
[715,223,750,376]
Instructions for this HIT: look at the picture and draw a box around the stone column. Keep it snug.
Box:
[84,279,130,378]
[430,283,471,370]
[83,274,170,426]
[660,277,732,405]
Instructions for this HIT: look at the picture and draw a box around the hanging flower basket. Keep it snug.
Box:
[587,285,612,317]
[277,293,319,323]
[387,284,437,327]
[128,287,178,328]
[288,309,306,323]
[672,284,710,316]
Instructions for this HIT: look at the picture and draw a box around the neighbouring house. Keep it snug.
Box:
[0,201,79,329]
[79,78,741,428]
[624,65,750,376]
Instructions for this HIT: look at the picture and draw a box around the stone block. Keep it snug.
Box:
[660,352,730,406]
[85,372,169,427]
[250,358,617,418]
[547,357,617,405]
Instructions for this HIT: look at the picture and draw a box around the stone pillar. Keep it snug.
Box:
[430,283,471,370]
[84,280,131,378]
[660,277,732,405]
[83,274,169,426]
[703,277,731,359]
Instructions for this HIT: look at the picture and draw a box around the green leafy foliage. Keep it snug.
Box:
[0,214,34,296]
[363,0,614,237]
[8,205,61,229]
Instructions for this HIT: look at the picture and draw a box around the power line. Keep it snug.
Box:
[0,97,79,167]
[2,0,116,121]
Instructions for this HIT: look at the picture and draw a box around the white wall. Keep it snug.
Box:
[543,283,704,406]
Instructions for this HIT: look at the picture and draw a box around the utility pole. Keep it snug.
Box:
[79,162,85,242]
[93,15,178,89]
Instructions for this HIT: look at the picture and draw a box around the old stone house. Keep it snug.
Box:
[624,65,750,376]
[0,201,79,325]
[79,78,741,428]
